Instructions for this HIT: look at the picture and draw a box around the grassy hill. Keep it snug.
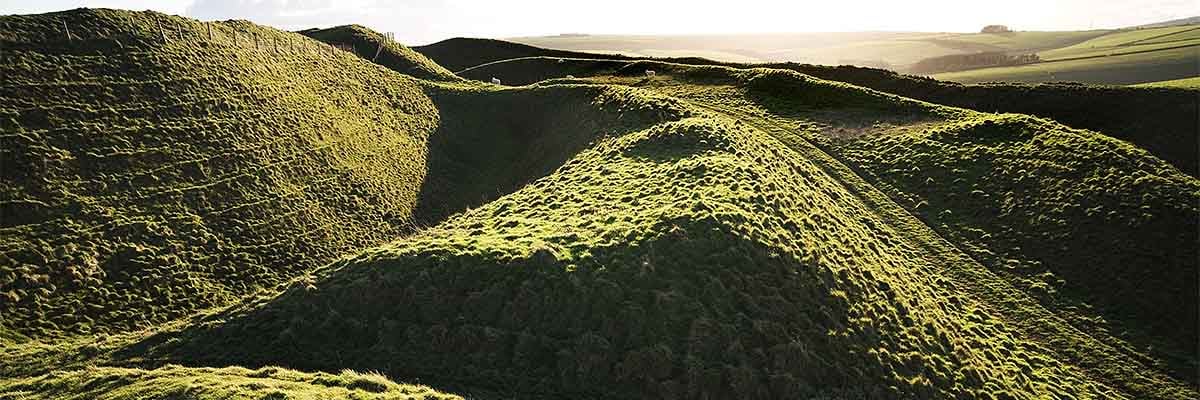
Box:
[527,63,1200,396]
[0,8,446,341]
[2,8,1197,400]
[299,25,458,81]
[509,28,1195,85]
[449,51,1198,176]
[414,37,635,72]
[1038,26,1200,60]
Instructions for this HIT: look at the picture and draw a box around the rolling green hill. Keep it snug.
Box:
[298,25,459,81]
[1038,26,1200,60]
[449,52,1198,176]
[508,28,1195,85]
[0,8,444,340]
[414,37,635,72]
[932,45,1198,84]
[1,8,1197,400]
[932,25,1200,85]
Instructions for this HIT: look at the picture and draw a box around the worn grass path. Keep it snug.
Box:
[688,100,1196,400]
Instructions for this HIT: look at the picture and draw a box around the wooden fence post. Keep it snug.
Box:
[62,20,72,41]
[157,19,167,42]
[207,23,213,41]
[372,41,384,61]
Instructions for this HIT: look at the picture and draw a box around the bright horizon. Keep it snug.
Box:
[0,0,1194,45]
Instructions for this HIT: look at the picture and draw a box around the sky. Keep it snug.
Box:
[0,0,1195,45]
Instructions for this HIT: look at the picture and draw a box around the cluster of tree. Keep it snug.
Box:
[909,51,1039,74]
[981,25,1011,33]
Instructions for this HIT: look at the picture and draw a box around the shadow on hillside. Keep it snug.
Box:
[743,84,1200,384]
[110,215,871,399]
[409,85,667,225]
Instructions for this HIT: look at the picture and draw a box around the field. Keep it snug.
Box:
[510,30,1113,68]
[1132,75,1200,88]
[932,45,1198,84]
[1038,26,1200,60]
[2,8,1197,400]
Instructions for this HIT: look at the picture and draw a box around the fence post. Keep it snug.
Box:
[62,20,72,41]
[373,41,384,61]
[157,19,167,42]
[207,23,213,41]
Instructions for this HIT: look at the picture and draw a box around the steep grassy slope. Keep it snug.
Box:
[299,25,459,81]
[452,52,1198,176]
[119,82,1128,399]
[414,37,634,72]
[3,8,1197,400]
[544,65,1199,395]
[0,9,446,340]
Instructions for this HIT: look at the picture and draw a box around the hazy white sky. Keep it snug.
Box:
[1,0,1195,44]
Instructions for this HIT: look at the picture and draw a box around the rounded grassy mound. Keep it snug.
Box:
[150,111,1106,399]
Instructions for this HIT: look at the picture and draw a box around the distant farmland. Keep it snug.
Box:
[509,26,1198,85]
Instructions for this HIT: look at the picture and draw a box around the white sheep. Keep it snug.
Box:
[491,77,501,85]
[566,75,576,79]
[645,70,656,77]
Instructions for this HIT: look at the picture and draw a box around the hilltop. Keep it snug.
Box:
[414,37,634,72]
[299,25,459,81]
[2,8,1197,400]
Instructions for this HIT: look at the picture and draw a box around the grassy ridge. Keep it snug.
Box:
[568,65,1199,393]
[0,9,446,340]
[414,37,636,72]
[450,53,1198,176]
[138,85,1111,398]
[299,25,459,81]
[2,8,1197,400]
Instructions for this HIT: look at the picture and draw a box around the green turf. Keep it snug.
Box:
[2,7,1197,400]
[507,30,1113,69]
[0,9,443,339]
[932,45,1199,84]
[299,25,460,81]
[453,54,1198,176]
[1037,26,1200,61]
